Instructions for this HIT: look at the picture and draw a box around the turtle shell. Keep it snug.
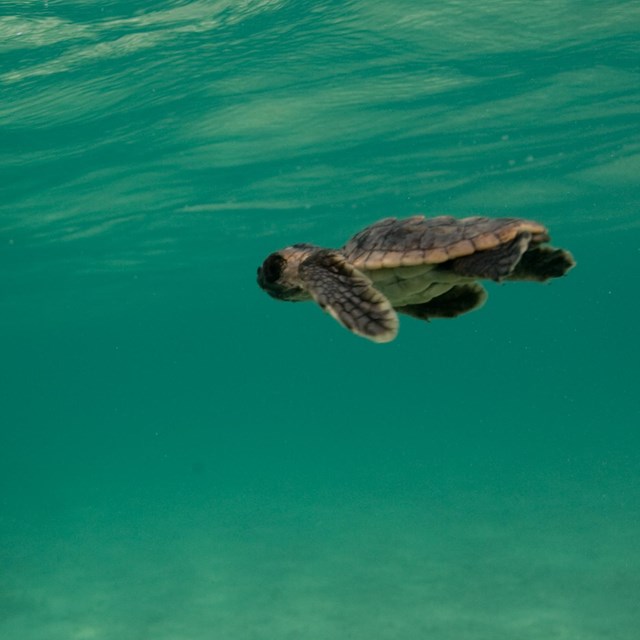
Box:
[342,215,550,270]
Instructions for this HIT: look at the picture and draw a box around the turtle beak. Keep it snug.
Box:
[257,265,283,299]
[257,254,282,296]
[257,255,291,300]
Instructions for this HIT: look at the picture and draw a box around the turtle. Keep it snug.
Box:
[257,215,575,343]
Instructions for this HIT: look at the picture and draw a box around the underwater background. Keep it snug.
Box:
[1,1,639,638]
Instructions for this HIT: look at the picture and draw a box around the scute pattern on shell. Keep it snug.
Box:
[342,215,550,270]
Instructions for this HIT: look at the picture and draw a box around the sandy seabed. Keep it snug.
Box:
[2,481,638,640]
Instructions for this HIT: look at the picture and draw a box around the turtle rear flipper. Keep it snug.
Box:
[397,283,487,321]
[449,232,531,281]
[507,246,576,281]
[300,250,398,343]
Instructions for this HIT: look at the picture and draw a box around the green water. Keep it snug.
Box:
[1,1,639,638]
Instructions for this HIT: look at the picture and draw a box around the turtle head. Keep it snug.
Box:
[257,244,318,302]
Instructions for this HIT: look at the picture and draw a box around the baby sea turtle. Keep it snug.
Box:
[257,215,575,343]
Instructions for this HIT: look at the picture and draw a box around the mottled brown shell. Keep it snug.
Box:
[342,215,550,270]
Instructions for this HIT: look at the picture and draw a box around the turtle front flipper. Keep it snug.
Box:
[299,250,398,343]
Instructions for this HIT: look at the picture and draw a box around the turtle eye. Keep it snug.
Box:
[260,253,285,284]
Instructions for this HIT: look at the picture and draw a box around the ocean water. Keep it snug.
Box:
[1,1,639,638]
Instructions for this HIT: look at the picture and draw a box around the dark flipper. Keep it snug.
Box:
[299,250,398,342]
[449,232,531,281]
[397,283,487,321]
[507,246,575,281]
